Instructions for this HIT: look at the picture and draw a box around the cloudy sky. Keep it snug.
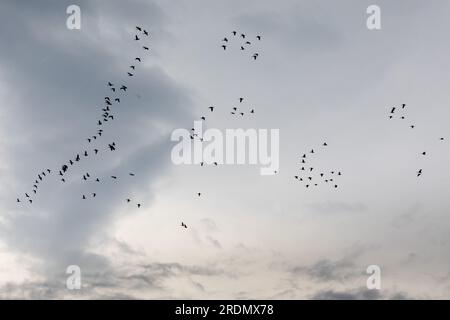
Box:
[1,0,450,299]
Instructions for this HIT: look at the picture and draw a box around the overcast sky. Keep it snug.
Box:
[1,0,450,299]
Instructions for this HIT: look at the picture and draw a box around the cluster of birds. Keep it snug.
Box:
[294,142,343,189]
[388,103,446,177]
[189,97,256,151]
[17,26,151,209]
[221,31,261,60]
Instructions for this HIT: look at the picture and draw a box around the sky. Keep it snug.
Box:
[1,0,450,299]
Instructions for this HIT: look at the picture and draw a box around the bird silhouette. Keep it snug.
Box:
[135,35,140,41]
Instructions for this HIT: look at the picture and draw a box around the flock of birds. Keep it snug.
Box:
[388,103,446,177]
[16,27,450,234]
[221,31,261,60]
[189,97,256,146]
[17,26,152,210]
[294,142,342,189]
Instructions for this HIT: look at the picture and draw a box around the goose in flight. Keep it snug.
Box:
[181,222,188,229]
